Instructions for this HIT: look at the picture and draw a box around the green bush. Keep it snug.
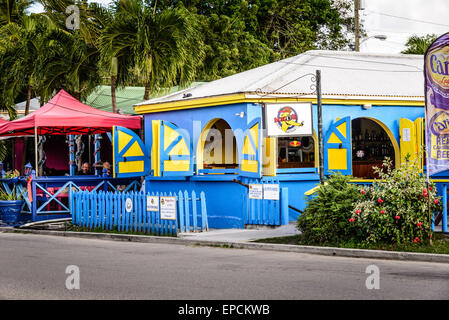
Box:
[351,158,440,245]
[297,157,441,246]
[297,172,363,244]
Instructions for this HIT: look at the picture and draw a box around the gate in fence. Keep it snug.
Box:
[72,190,208,236]
[242,179,290,226]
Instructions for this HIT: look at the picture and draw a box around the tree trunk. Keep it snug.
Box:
[111,75,117,113]
[144,80,150,100]
[25,85,31,116]
[20,85,32,174]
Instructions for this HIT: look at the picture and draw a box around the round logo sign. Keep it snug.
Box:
[274,106,304,133]
[125,198,133,213]
[427,45,449,91]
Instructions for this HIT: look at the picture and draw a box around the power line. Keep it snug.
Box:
[366,10,449,28]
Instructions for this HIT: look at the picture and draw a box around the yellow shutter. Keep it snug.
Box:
[414,117,424,171]
[399,118,417,164]
[262,137,277,176]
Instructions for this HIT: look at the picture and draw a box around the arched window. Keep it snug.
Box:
[352,118,395,179]
[198,119,239,174]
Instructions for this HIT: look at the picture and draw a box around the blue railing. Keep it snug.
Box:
[72,189,208,236]
[0,174,141,222]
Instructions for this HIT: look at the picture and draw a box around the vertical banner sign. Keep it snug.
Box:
[425,33,449,176]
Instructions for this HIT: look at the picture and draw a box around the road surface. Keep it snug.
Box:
[0,232,448,299]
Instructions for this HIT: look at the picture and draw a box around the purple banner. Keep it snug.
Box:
[425,33,449,176]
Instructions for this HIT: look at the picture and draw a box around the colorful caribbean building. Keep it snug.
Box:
[112,50,429,229]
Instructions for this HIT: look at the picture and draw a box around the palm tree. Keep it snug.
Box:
[402,34,438,55]
[0,14,47,115]
[0,0,33,26]
[100,0,204,103]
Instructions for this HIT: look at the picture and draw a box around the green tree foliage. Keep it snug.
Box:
[100,0,204,100]
[401,34,438,55]
[152,0,359,80]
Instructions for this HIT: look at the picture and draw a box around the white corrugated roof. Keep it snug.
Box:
[135,50,425,107]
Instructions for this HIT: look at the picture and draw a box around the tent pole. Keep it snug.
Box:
[34,126,38,178]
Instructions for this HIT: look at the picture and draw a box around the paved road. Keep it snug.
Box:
[0,232,449,300]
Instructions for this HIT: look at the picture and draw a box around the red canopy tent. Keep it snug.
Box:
[0,89,141,136]
[0,89,142,177]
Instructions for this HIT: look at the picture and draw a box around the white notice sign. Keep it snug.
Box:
[146,196,159,212]
[249,184,263,200]
[402,128,411,142]
[160,196,177,220]
[263,184,280,200]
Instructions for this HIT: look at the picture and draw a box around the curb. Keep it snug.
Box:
[1,226,449,264]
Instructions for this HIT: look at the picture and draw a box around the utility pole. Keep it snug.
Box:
[316,70,324,184]
[355,0,360,52]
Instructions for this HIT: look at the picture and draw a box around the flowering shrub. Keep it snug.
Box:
[351,158,441,245]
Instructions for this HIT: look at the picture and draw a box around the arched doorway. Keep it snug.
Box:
[351,118,397,179]
[197,119,239,173]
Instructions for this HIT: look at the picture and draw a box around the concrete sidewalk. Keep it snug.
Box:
[179,223,299,242]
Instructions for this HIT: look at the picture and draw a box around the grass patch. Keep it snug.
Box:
[253,233,449,255]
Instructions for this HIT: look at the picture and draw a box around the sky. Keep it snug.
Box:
[361,0,449,53]
[29,0,449,54]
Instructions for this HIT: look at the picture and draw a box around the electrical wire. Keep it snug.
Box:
[366,9,449,28]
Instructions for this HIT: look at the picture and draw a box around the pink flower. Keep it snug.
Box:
[429,187,433,191]
[349,218,355,223]
[395,215,400,220]
[414,237,420,243]
[361,190,366,195]
[377,198,383,204]
[380,210,385,214]
[355,210,361,214]
[417,222,422,227]
[434,199,439,204]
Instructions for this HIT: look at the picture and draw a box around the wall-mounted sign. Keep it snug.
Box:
[402,128,411,142]
[125,198,133,213]
[248,184,263,199]
[160,196,177,220]
[263,184,280,200]
[265,103,313,137]
[146,196,159,212]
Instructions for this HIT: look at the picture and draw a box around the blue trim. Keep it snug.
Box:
[113,126,150,178]
[160,121,194,176]
[240,117,262,178]
[277,167,318,174]
[324,116,352,176]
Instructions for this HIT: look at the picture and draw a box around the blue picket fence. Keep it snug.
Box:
[72,190,208,236]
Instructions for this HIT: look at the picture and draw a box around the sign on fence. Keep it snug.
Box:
[249,184,263,199]
[147,195,159,211]
[263,184,280,200]
[160,196,176,220]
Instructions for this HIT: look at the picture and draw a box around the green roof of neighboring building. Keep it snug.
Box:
[86,82,206,115]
